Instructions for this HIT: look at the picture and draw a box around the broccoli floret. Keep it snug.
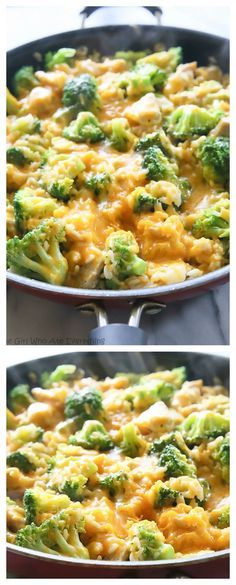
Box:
[62,74,100,112]
[63,111,104,144]
[7,218,68,285]
[13,66,38,98]
[64,387,103,422]
[16,522,51,553]
[129,519,175,561]
[10,114,40,136]
[49,179,75,201]
[85,172,111,196]
[179,411,229,446]
[197,478,211,506]
[7,408,17,430]
[137,47,182,72]
[133,190,157,213]
[134,62,167,91]
[13,188,58,232]
[7,147,30,166]
[136,135,162,153]
[143,367,187,391]
[45,48,76,70]
[167,366,187,389]
[41,364,76,388]
[7,441,49,473]
[149,477,209,508]
[103,230,146,288]
[149,431,190,456]
[7,134,45,167]
[196,136,229,186]
[11,114,41,135]
[8,384,34,414]
[216,505,230,528]
[40,151,85,201]
[114,50,149,64]
[210,504,230,529]
[100,471,128,497]
[130,179,190,213]
[16,505,89,558]
[192,199,229,240]
[211,435,229,483]
[47,454,97,497]
[142,180,190,210]
[109,118,135,152]
[135,129,174,158]
[125,378,175,410]
[166,105,223,141]
[58,477,88,501]
[9,442,49,473]
[159,444,196,478]
[70,420,114,451]
[165,47,183,71]
[7,88,20,115]
[152,480,179,508]
[23,487,71,524]
[119,62,167,97]
[118,422,146,458]
[7,451,36,472]
[142,146,177,181]
[9,424,43,448]
[178,177,192,204]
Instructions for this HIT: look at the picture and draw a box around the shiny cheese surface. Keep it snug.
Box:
[7,366,229,560]
[7,48,229,289]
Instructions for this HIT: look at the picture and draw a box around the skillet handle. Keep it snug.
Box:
[80,6,163,27]
[78,300,165,346]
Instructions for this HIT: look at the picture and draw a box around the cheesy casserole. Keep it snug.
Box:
[7,364,229,561]
[7,46,229,289]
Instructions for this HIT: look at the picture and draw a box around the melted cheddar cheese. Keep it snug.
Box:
[7,47,229,289]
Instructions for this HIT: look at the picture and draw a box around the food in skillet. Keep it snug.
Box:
[7,364,229,561]
[7,46,229,289]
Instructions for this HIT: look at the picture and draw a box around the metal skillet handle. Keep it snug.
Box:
[80,6,163,27]
[78,300,165,345]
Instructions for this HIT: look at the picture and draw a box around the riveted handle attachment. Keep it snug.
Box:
[77,300,165,346]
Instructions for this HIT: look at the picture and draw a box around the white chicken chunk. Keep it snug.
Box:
[164,62,197,96]
[172,380,203,409]
[135,400,183,433]
[35,69,68,90]
[26,402,60,429]
[28,86,57,117]
[124,93,162,126]
[74,250,104,288]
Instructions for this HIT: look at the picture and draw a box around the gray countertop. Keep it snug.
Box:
[7,283,229,345]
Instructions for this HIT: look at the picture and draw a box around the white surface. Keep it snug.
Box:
[6,344,229,367]
[7,5,229,49]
